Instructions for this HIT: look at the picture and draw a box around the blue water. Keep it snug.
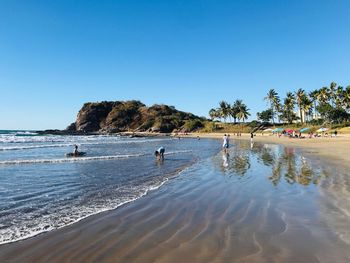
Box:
[0,131,220,244]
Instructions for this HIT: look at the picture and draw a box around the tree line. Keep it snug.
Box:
[209,82,350,125]
[209,100,250,123]
[260,82,350,124]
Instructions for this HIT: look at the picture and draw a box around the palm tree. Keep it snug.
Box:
[301,95,313,122]
[236,103,250,134]
[281,92,297,124]
[335,86,344,108]
[226,103,233,122]
[273,96,282,123]
[209,108,218,120]
[231,100,243,124]
[295,88,306,123]
[236,104,250,123]
[329,82,337,107]
[219,101,230,123]
[343,86,350,109]
[309,90,319,120]
[264,89,279,124]
[285,92,295,107]
[318,87,330,104]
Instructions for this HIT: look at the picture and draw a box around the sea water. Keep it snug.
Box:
[0,131,219,244]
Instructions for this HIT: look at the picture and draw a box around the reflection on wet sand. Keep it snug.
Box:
[268,147,328,186]
[221,149,250,176]
[220,141,329,187]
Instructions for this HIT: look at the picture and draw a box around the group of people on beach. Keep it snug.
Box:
[71,132,256,163]
[272,130,338,139]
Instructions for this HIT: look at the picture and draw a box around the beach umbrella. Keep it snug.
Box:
[286,129,294,134]
[317,127,328,132]
[273,128,284,132]
[299,127,311,133]
[262,128,273,132]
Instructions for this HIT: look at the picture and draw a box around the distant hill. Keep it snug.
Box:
[66,100,205,133]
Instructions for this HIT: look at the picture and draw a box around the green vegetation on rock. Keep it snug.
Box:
[70,100,204,133]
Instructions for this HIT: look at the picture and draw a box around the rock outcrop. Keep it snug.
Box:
[67,100,204,134]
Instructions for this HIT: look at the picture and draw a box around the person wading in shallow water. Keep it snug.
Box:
[74,145,79,156]
[222,134,229,153]
[154,146,165,161]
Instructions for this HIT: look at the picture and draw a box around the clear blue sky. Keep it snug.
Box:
[1,0,350,130]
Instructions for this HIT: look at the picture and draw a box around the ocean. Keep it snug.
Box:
[0,130,220,244]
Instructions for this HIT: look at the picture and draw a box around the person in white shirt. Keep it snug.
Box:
[154,146,165,160]
[222,134,229,152]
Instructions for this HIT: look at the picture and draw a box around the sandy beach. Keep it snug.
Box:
[1,135,350,263]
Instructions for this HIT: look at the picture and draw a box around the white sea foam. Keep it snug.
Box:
[0,137,171,147]
[0,134,117,143]
[0,150,192,165]
[0,164,191,245]
[0,154,147,165]
[0,144,75,151]
[0,196,143,245]
[14,131,38,135]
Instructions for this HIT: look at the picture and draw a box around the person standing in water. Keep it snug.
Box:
[74,145,79,156]
[250,133,254,148]
[222,134,229,153]
[155,146,165,161]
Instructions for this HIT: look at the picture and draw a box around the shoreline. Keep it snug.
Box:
[184,132,350,168]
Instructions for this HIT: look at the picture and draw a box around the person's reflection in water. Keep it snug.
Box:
[222,152,229,168]
[250,142,254,149]
[156,158,164,166]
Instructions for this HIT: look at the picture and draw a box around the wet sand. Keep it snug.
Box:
[189,133,350,168]
[1,140,350,263]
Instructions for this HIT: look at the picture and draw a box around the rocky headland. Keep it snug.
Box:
[38,100,205,135]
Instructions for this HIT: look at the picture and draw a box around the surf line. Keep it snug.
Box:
[0,150,193,166]
[0,154,148,165]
